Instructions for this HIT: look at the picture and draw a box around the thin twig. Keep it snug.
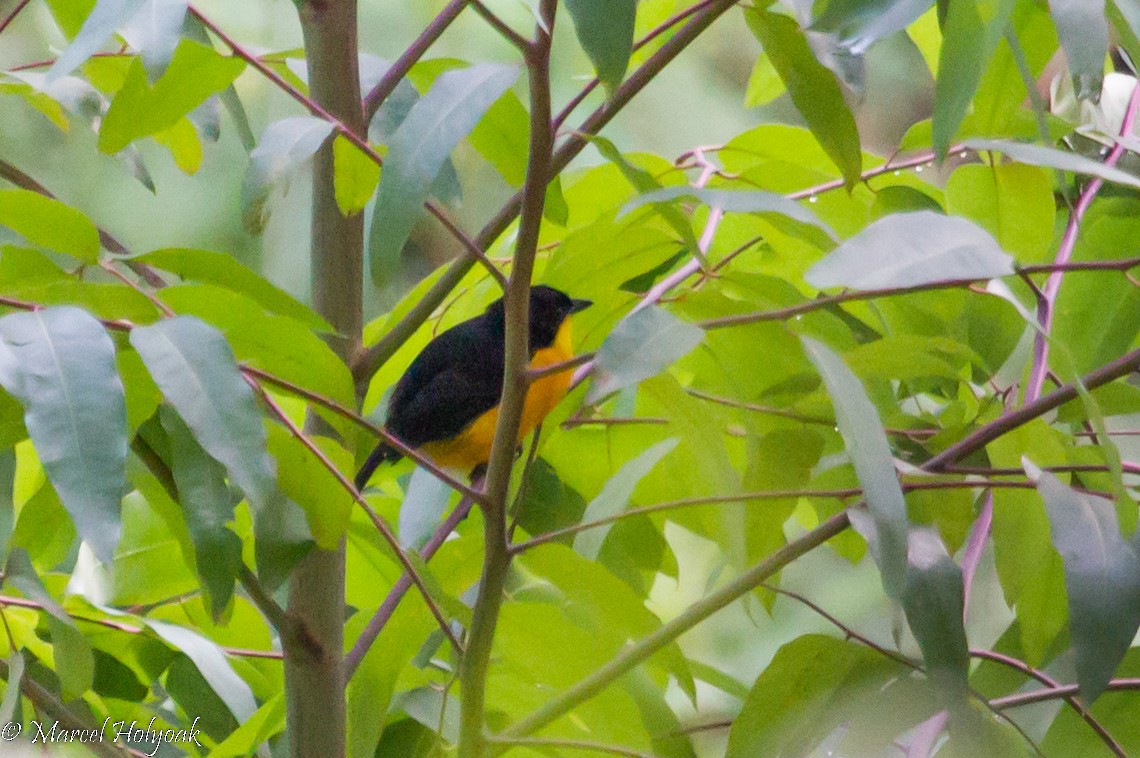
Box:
[242,365,487,504]
[458,2,557,752]
[0,595,280,659]
[343,493,476,678]
[508,479,1065,555]
[991,680,1140,710]
[526,352,594,381]
[972,649,1125,757]
[0,159,166,287]
[362,0,469,121]
[470,1,531,52]
[248,377,465,655]
[1026,81,1140,400]
[0,0,32,36]
[190,4,483,272]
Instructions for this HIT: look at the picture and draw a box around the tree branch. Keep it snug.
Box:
[497,342,1140,738]
[470,1,531,53]
[457,2,556,754]
[248,377,464,655]
[362,0,469,121]
[343,492,477,679]
[351,0,744,385]
[991,680,1140,710]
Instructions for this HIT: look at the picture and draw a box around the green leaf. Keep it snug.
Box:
[152,116,202,174]
[129,316,276,511]
[130,247,331,331]
[398,466,452,551]
[6,548,94,699]
[44,0,97,38]
[727,635,906,758]
[368,63,518,284]
[159,406,241,620]
[592,136,698,252]
[0,307,126,563]
[572,439,677,560]
[620,186,835,238]
[333,135,381,217]
[744,8,862,188]
[120,0,190,79]
[945,163,1055,263]
[0,189,101,263]
[467,91,530,186]
[47,0,146,81]
[966,138,1140,190]
[208,694,284,758]
[586,307,704,404]
[147,619,257,721]
[265,425,351,551]
[811,0,935,53]
[801,337,908,598]
[564,0,636,93]
[932,0,1016,158]
[0,651,23,726]
[805,211,1014,290]
[1049,0,1108,99]
[99,39,245,154]
[902,527,968,690]
[242,116,335,234]
[1026,461,1140,703]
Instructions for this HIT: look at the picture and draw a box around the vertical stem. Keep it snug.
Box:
[457,4,555,756]
[289,1,364,755]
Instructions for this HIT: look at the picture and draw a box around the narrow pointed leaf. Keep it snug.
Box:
[573,439,678,560]
[801,337,907,597]
[806,211,1014,290]
[620,186,835,237]
[129,316,276,511]
[47,0,146,82]
[1049,0,1108,99]
[902,528,969,689]
[99,39,245,154]
[0,307,126,563]
[368,63,518,284]
[241,116,336,233]
[745,8,862,188]
[564,0,636,93]
[120,0,190,79]
[932,0,1016,158]
[586,307,704,404]
[130,247,331,330]
[160,406,241,620]
[5,548,93,699]
[0,189,101,263]
[966,139,1140,190]
[147,620,257,721]
[1026,461,1140,703]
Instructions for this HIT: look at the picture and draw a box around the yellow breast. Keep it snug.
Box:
[419,318,576,471]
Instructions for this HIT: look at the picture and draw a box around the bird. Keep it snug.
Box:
[354,285,591,489]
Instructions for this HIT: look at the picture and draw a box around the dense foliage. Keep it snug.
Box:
[3,0,1140,756]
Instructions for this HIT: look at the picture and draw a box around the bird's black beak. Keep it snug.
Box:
[570,298,592,314]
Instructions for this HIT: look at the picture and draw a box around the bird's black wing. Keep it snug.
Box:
[385,319,505,448]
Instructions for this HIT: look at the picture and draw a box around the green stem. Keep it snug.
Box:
[288,1,364,755]
[456,3,555,756]
[500,512,851,741]
[498,343,1140,741]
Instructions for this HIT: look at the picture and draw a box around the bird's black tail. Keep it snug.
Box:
[354,443,402,491]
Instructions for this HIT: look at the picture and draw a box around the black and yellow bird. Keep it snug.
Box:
[354,285,591,489]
